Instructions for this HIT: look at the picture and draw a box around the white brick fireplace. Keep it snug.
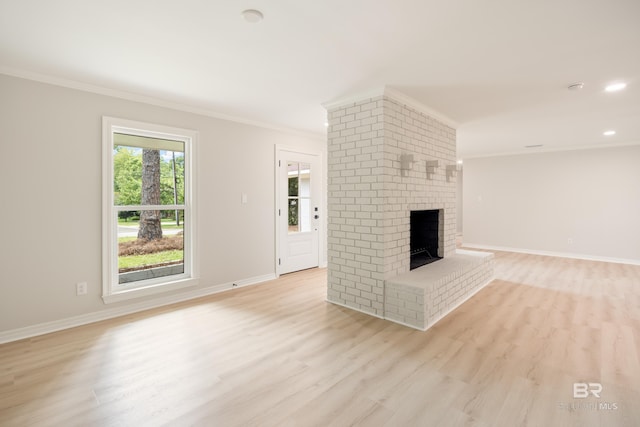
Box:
[325,88,493,330]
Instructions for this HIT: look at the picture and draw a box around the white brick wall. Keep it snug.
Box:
[327,96,386,316]
[326,93,457,317]
[385,251,495,330]
[381,97,457,279]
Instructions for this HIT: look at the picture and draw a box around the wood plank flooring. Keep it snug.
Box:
[1,250,639,426]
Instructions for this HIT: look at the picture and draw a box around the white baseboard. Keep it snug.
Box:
[462,243,640,266]
[0,273,277,344]
[232,273,277,288]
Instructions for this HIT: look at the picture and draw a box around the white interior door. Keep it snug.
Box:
[277,149,320,275]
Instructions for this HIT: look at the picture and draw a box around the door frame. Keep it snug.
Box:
[275,145,324,277]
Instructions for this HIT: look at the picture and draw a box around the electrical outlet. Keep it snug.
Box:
[76,282,87,296]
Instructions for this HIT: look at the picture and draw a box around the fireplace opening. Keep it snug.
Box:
[410,209,442,270]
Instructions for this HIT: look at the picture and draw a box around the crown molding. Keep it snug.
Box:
[0,66,324,141]
[384,87,457,129]
[321,86,387,110]
[322,85,458,129]
[461,139,640,160]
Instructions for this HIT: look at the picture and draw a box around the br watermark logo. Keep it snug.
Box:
[573,382,602,398]
[558,382,619,411]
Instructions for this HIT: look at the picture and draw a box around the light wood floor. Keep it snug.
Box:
[1,251,640,426]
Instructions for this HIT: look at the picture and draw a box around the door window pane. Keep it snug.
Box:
[299,163,310,197]
[288,199,299,232]
[288,162,299,197]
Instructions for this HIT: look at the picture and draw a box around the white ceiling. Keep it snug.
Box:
[1,0,639,157]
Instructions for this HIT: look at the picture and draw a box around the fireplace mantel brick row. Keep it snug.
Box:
[327,93,494,328]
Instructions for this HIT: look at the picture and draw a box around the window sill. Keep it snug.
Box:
[102,277,198,304]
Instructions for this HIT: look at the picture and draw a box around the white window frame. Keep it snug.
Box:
[102,117,198,304]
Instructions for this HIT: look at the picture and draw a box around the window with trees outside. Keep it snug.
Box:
[102,117,197,303]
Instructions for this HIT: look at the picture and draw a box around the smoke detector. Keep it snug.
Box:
[241,9,264,23]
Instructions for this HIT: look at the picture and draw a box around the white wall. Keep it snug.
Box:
[456,168,463,234]
[0,74,326,334]
[463,146,640,263]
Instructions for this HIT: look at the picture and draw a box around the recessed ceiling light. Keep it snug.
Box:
[603,130,616,136]
[457,160,463,165]
[605,82,627,92]
[324,122,329,127]
[241,9,263,23]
